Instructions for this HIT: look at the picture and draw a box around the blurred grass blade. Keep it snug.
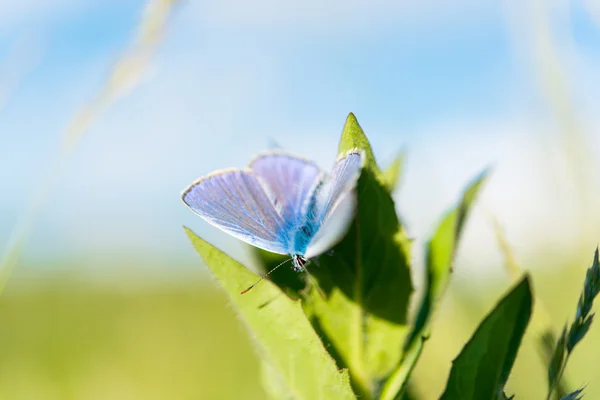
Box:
[63,0,180,151]
[518,0,595,242]
[383,149,406,192]
[440,276,533,400]
[184,227,356,400]
[379,169,488,400]
[0,0,178,295]
[490,217,521,281]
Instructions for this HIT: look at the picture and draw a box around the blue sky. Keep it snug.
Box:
[1,0,599,278]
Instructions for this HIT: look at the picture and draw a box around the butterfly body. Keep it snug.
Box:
[182,149,363,274]
[288,195,321,256]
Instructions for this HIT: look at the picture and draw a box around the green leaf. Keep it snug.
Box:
[561,388,584,400]
[252,113,412,397]
[411,168,489,344]
[440,275,533,400]
[253,113,412,398]
[383,149,406,192]
[261,361,294,400]
[184,227,356,400]
[308,114,413,392]
[493,217,572,399]
[380,170,488,400]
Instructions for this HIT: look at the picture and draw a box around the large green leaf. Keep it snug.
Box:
[440,275,533,400]
[261,360,294,400]
[184,227,356,400]
[380,169,488,400]
[305,114,413,396]
[256,114,413,398]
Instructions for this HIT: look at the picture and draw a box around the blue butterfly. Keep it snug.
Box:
[181,149,363,290]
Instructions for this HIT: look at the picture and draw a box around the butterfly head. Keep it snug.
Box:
[292,255,307,272]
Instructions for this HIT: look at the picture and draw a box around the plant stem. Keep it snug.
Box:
[547,354,570,400]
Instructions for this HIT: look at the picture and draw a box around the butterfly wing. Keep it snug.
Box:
[249,152,323,224]
[182,170,289,254]
[304,150,363,258]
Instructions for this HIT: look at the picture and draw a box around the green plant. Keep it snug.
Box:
[545,249,600,400]
[184,113,598,399]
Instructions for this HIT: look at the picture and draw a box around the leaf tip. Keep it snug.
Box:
[338,112,378,172]
[520,273,533,294]
[183,225,197,241]
[346,111,358,123]
[472,166,492,188]
[383,148,407,191]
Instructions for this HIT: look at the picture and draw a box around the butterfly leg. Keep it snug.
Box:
[298,266,326,299]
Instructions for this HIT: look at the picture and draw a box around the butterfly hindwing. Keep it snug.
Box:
[249,152,323,225]
[182,170,289,254]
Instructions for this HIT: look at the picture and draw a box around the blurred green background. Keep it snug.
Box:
[1,0,600,398]
[0,266,265,399]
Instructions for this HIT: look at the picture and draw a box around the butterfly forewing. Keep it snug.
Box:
[250,152,323,224]
[182,170,289,254]
[316,151,362,219]
[304,150,363,258]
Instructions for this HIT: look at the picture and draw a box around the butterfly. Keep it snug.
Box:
[181,148,363,292]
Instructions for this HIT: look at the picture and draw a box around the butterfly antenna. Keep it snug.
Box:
[241,257,292,294]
